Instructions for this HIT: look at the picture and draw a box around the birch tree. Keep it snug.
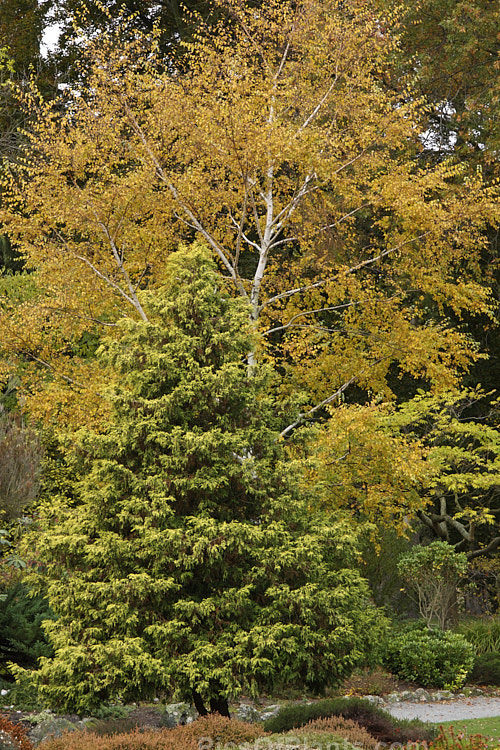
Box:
[1,0,498,427]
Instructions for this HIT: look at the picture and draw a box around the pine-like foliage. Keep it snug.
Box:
[0,582,53,672]
[29,244,383,713]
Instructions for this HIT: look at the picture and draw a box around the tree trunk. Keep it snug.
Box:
[210,696,230,718]
[192,691,231,718]
[192,691,208,716]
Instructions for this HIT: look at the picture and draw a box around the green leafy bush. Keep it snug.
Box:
[383,628,474,690]
[469,652,500,686]
[263,697,437,744]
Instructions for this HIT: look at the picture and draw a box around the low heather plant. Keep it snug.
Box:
[297,716,378,748]
[0,714,34,750]
[38,714,266,750]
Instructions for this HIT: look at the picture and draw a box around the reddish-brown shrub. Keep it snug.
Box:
[38,714,266,750]
[169,714,266,747]
[297,716,378,748]
[0,713,34,750]
[38,728,167,750]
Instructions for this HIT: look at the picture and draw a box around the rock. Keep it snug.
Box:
[398,691,414,701]
[363,696,385,706]
[386,693,402,703]
[414,688,430,702]
[235,704,262,723]
[433,690,453,702]
[28,716,81,745]
[259,704,282,722]
[160,702,197,727]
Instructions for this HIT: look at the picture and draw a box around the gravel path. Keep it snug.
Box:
[385,696,500,723]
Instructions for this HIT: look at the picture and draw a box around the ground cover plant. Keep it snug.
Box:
[36,715,266,750]
[436,718,500,742]
[428,725,500,750]
[296,716,378,748]
[0,713,33,750]
[262,697,437,744]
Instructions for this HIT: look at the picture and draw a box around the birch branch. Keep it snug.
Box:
[279,356,391,438]
[119,96,248,300]
[261,232,432,311]
[280,375,358,438]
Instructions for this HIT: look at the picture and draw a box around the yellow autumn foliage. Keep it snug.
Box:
[0,0,498,427]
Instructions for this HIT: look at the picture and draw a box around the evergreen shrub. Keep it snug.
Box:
[27,245,385,714]
[0,583,53,674]
[469,652,500,685]
[383,628,474,690]
[0,666,45,712]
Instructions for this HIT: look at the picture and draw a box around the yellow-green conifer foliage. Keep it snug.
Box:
[25,245,384,714]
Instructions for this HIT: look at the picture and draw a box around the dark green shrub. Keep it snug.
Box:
[91,706,132,721]
[0,583,53,673]
[263,697,373,733]
[469,652,500,685]
[0,671,44,712]
[384,628,474,690]
[263,697,437,744]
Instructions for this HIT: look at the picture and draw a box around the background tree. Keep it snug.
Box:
[47,0,220,83]
[391,390,500,562]
[398,541,469,630]
[24,245,384,714]
[0,1,55,272]
[0,410,42,522]
[384,0,500,165]
[301,402,430,537]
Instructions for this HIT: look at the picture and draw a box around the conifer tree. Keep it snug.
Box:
[27,244,383,714]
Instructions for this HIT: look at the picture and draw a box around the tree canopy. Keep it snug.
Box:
[1,0,498,427]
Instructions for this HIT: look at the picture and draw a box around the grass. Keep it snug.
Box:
[435,717,500,740]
